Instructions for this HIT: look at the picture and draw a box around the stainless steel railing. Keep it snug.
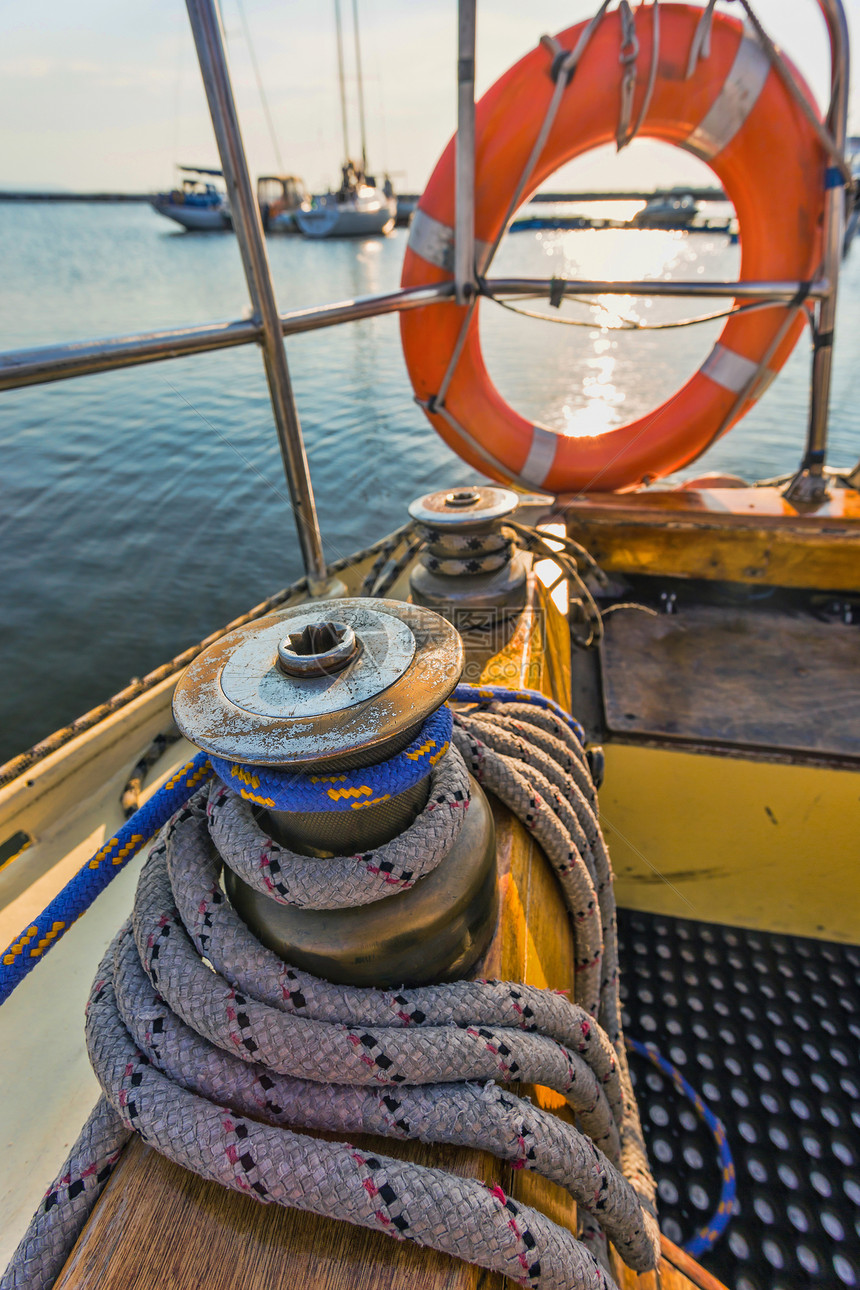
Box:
[0,0,851,586]
[455,1,477,306]
[786,0,851,502]
[185,0,327,589]
[1,278,827,392]
[0,284,456,391]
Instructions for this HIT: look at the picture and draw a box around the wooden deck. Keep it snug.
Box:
[601,602,860,760]
[56,1133,721,1290]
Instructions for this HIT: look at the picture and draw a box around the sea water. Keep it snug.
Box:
[3,200,860,761]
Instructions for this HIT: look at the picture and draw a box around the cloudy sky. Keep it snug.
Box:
[2,0,858,195]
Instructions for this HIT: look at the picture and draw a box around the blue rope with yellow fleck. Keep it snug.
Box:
[626,1037,736,1256]
[210,704,452,813]
[0,755,213,1006]
[0,690,580,1006]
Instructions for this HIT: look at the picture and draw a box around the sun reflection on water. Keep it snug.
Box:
[483,215,740,440]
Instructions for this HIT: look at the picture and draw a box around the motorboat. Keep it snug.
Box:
[258,174,310,233]
[150,165,231,231]
[395,193,418,225]
[629,190,699,229]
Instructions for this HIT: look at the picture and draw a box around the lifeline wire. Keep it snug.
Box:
[483,292,789,334]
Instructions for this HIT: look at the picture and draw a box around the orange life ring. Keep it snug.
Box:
[400,6,826,493]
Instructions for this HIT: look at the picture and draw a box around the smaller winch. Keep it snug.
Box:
[172,597,498,988]
[407,485,529,617]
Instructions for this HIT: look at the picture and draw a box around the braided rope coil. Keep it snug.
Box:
[425,549,513,576]
[3,690,659,1290]
[415,523,518,577]
[455,686,587,745]
[207,741,470,909]
[413,525,514,556]
[0,1098,130,1290]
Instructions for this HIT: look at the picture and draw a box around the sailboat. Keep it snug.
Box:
[150,165,231,231]
[295,0,396,239]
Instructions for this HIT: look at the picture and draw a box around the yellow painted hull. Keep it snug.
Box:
[604,743,859,943]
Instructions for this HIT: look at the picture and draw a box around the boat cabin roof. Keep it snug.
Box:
[178,164,223,177]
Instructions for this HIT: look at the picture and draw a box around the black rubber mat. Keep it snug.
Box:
[617,909,860,1290]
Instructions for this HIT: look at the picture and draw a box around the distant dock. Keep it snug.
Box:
[0,191,152,202]
[528,187,726,203]
[396,187,727,206]
[0,186,727,205]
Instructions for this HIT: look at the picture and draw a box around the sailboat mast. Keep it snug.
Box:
[351,0,368,176]
[334,0,350,164]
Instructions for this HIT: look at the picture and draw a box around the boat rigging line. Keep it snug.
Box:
[334,0,351,166]
[352,0,368,177]
[234,0,286,175]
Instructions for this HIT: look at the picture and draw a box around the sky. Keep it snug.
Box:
[1,0,859,196]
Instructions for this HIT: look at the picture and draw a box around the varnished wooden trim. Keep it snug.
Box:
[659,1236,731,1290]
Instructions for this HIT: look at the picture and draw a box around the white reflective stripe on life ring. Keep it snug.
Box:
[701,343,776,399]
[407,209,492,275]
[685,29,771,161]
[521,425,559,488]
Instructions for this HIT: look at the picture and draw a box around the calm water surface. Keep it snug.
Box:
[3,201,860,762]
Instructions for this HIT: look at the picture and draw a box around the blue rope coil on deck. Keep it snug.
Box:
[626,1037,736,1256]
[210,704,453,813]
[0,685,573,1005]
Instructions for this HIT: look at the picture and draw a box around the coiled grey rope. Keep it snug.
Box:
[3,721,658,1290]
[451,703,654,1213]
[206,744,471,909]
[0,1098,127,1290]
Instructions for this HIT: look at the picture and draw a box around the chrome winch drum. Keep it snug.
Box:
[408,485,529,616]
[172,597,498,988]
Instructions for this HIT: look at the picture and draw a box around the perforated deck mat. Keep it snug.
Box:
[617,910,860,1290]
